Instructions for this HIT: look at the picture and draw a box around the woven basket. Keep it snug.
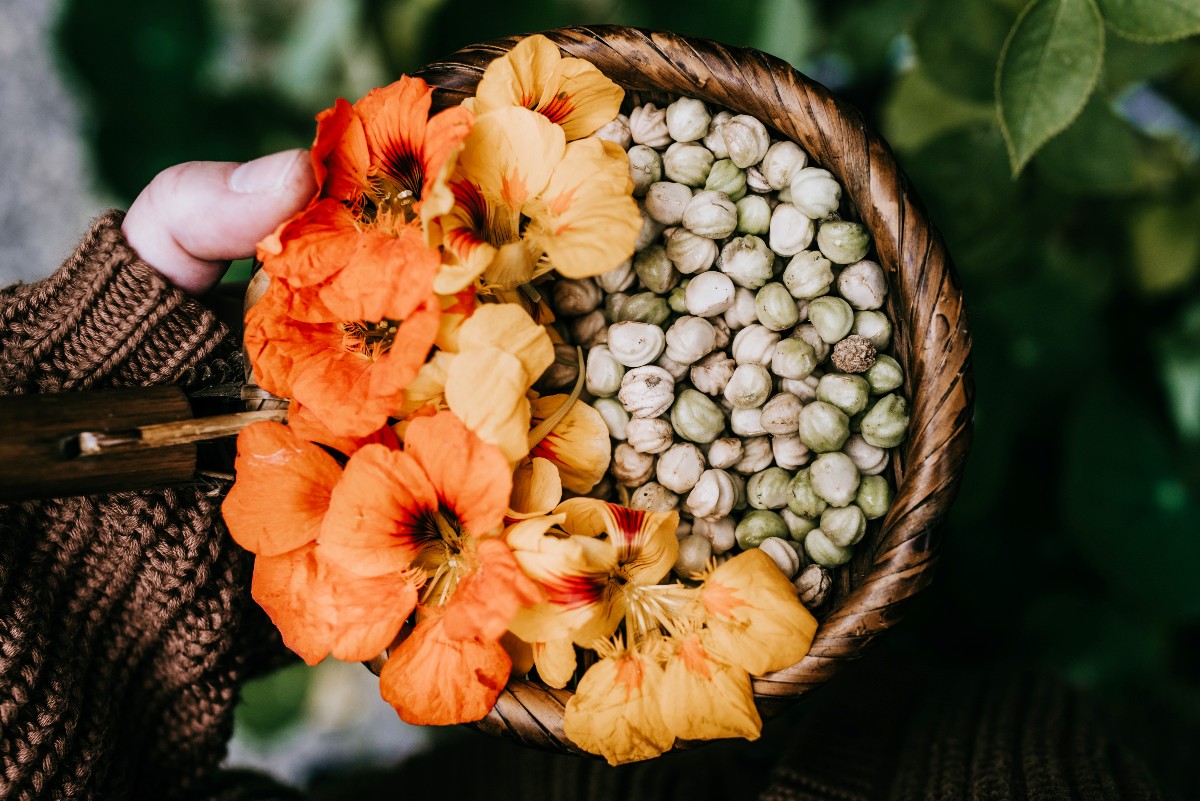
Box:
[410,24,974,754]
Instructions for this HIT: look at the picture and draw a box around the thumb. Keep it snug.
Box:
[122,149,316,295]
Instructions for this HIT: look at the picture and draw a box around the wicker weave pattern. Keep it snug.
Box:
[417,25,974,754]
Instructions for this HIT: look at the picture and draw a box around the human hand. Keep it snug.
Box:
[122,150,316,295]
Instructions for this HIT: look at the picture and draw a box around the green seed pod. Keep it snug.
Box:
[735,195,772,235]
[670,388,727,444]
[704,158,747,201]
[865,354,904,394]
[786,468,829,518]
[771,337,819,380]
[782,250,834,299]
[856,475,894,520]
[797,401,851,453]
[804,529,853,567]
[809,452,861,507]
[816,220,871,264]
[781,508,818,541]
[663,142,715,187]
[852,310,893,350]
[592,397,629,440]
[748,466,791,510]
[816,373,871,416]
[861,394,910,448]
[820,505,866,548]
[634,244,680,294]
[585,345,625,397]
[668,281,691,314]
[673,533,713,579]
[616,292,670,326]
[807,296,855,343]
[735,509,788,549]
[755,282,800,331]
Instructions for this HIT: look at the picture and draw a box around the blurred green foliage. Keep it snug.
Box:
[56,0,1200,733]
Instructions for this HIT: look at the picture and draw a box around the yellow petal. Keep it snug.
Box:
[563,650,674,765]
[555,498,679,586]
[529,395,611,494]
[398,350,452,419]
[435,177,521,294]
[700,549,818,676]
[532,636,577,689]
[524,138,640,280]
[482,240,543,290]
[445,349,532,463]
[659,634,762,742]
[509,456,563,519]
[435,289,477,353]
[458,106,563,208]
[457,302,555,385]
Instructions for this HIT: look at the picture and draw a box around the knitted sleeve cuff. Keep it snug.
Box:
[0,209,229,393]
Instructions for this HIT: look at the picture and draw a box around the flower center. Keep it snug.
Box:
[620,582,699,646]
[415,507,470,607]
[339,319,402,361]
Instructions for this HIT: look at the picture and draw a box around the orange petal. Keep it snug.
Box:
[317,223,441,322]
[223,421,342,556]
[320,443,438,577]
[659,633,762,742]
[323,554,420,663]
[287,401,399,458]
[442,538,543,642]
[563,649,674,765]
[700,549,818,676]
[529,396,611,494]
[508,456,563,519]
[380,616,512,725]
[258,198,360,287]
[251,545,332,665]
[311,97,370,203]
[501,630,534,675]
[354,76,435,200]
[419,104,475,242]
[402,410,512,537]
[555,498,679,586]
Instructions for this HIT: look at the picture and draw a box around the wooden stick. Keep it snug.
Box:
[77,409,288,457]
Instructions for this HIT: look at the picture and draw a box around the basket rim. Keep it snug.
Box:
[414,24,974,755]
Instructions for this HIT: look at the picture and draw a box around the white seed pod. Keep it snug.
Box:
[644,181,694,226]
[630,481,680,513]
[837,259,888,310]
[585,345,625,397]
[782,250,835,299]
[731,324,781,366]
[608,321,666,368]
[723,287,759,330]
[612,442,656,487]
[664,227,718,274]
[592,113,632,150]
[684,271,736,317]
[736,195,772,235]
[682,190,738,239]
[618,365,676,418]
[654,352,691,381]
[807,296,855,344]
[665,316,717,365]
[759,537,801,579]
[717,235,775,290]
[843,434,888,476]
[769,203,816,257]
[771,337,819,380]
[790,167,842,219]
[604,292,630,322]
[817,373,871,416]
[772,434,812,470]
[674,533,713,577]
[665,96,711,142]
[821,504,867,548]
[745,165,772,193]
[690,350,736,396]
[808,452,861,507]
[592,397,629,440]
[733,435,773,475]
[780,373,820,402]
[762,141,808,190]
[686,468,738,520]
[706,437,743,469]
[724,364,773,409]
[702,110,733,159]
[729,472,748,511]
[816,220,871,264]
[693,515,736,554]
[730,407,767,437]
[571,309,608,349]
[710,316,732,350]
[595,257,635,293]
[721,114,770,168]
[663,142,715,187]
[552,278,602,317]
[625,417,675,454]
[628,145,663,197]
[760,392,804,435]
[852,310,893,350]
[793,323,832,362]
[635,207,666,251]
[629,102,671,148]
[656,442,706,494]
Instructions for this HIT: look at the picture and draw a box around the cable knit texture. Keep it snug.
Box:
[0,211,294,800]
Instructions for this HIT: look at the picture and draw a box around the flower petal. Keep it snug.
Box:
[508,456,563,519]
[555,498,679,586]
[700,549,818,676]
[287,401,399,458]
[458,106,563,209]
[442,538,543,642]
[529,396,611,494]
[659,634,762,742]
[311,97,370,203]
[258,199,360,287]
[444,349,533,464]
[457,302,555,383]
[380,615,511,725]
[251,545,331,665]
[317,223,440,322]
[223,421,342,556]
[532,636,576,689]
[563,649,674,765]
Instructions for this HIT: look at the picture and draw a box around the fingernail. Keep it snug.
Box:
[229,149,305,194]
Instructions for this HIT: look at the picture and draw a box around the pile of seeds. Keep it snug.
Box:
[543,97,910,610]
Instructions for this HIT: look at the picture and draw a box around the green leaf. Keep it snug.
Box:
[235,662,312,740]
[1096,0,1200,43]
[911,0,1017,102]
[883,68,996,152]
[1034,95,1139,193]
[1129,196,1200,295]
[996,0,1106,176]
